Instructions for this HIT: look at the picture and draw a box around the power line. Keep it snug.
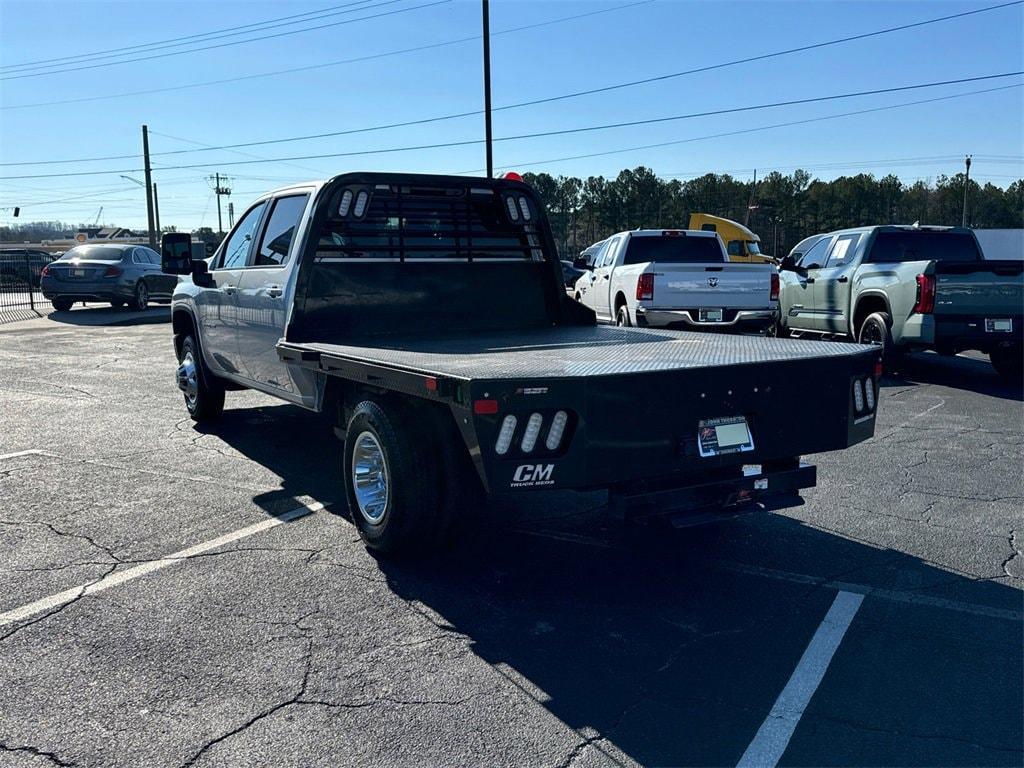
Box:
[2,72,1020,178]
[0,2,654,111]
[0,0,450,81]
[464,83,1024,175]
[0,0,381,72]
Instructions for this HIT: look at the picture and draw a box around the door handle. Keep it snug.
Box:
[222,284,237,294]
[836,276,849,283]
[804,278,815,284]
[266,285,284,298]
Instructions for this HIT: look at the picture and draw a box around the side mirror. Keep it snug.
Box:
[161,232,193,275]
[780,255,797,271]
[573,256,592,270]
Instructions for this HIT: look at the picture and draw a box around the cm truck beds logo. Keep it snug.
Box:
[511,463,555,488]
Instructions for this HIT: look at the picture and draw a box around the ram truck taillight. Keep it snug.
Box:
[913,273,935,314]
[103,265,123,278]
[637,273,654,301]
[770,271,780,301]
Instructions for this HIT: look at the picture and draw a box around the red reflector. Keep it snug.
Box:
[502,172,524,182]
[874,360,884,378]
[637,273,654,301]
[770,272,780,301]
[473,399,499,415]
[424,376,438,392]
[913,273,935,314]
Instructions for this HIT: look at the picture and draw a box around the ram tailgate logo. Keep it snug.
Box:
[511,463,555,487]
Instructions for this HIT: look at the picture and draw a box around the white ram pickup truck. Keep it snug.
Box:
[573,229,779,331]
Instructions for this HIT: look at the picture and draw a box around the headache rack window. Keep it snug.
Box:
[315,185,545,263]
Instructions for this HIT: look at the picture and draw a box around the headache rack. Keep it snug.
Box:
[313,181,546,263]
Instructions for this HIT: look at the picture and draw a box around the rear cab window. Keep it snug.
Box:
[623,234,724,265]
[867,231,981,263]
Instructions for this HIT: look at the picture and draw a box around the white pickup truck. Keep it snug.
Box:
[572,229,779,331]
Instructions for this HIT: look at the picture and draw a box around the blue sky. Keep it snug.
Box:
[1,0,1021,230]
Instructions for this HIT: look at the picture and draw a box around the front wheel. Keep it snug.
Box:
[177,335,224,421]
[990,346,1022,385]
[130,281,149,311]
[616,305,631,327]
[343,400,442,556]
[858,311,902,372]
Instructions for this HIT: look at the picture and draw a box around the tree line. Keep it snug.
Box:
[521,167,1024,258]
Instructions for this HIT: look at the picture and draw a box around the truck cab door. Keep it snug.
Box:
[593,235,622,320]
[198,200,267,378]
[786,236,831,331]
[812,234,860,334]
[236,193,310,395]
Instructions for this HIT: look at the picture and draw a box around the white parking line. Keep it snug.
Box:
[736,590,864,768]
[0,502,321,626]
[0,449,49,461]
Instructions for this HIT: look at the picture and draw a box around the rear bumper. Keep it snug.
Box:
[41,278,134,302]
[928,314,1023,352]
[635,306,775,332]
[609,461,816,519]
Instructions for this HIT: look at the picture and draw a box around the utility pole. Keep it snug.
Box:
[152,183,161,236]
[962,155,972,227]
[209,173,232,236]
[142,125,156,248]
[744,169,757,227]
[481,0,493,177]
[772,215,783,258]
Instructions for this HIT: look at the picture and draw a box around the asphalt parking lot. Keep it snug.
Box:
[0,307,1021,768]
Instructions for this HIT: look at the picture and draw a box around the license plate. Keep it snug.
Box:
[698,416,754,457]
[985,318,1013,333]
[699,307,723,322]
[71,268,87,278]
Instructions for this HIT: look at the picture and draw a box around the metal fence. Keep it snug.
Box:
[0,251,46,322]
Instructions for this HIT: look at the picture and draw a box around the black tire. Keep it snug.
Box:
[110,300,125,309]
[130,280,149,311]
[178,335,224,422]
[616,304,631,327]
[858,311,902,372]
[343,400,442,556]
[51,298,73,312]
[767,318,790,338]
[990,346,1023,385]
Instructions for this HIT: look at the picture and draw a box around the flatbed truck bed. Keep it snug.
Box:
[164,171,881,555]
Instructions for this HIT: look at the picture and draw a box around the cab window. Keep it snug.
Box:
[824,234,859,268]
[218,202,267,269]
[727,241,742,257]
[799,237,831,269]
[254,194,309,267]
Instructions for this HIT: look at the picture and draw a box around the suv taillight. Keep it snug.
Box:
[913,273,935,314]
[770,271,780,301]
[637,273,654,301]
[40,265,51,277]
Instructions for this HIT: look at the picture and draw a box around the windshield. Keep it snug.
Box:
[746,241,761,255]
[868,231,981,263]
[623,235,723,265]
[58,246,125,263]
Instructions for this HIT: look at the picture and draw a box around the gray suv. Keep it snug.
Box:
[40,243,176,312]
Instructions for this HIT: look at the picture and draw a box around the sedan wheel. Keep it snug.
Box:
[132,281,148,311]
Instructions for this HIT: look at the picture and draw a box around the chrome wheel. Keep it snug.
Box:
[351,431,389,525]
[136,281,148,310]
[177,351,199,408]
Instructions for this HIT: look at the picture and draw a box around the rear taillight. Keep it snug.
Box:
[103,265,123,278]
[913,273,935,314]
[637,273,654,301]
[40,265,51,277]
[770,271,780,301]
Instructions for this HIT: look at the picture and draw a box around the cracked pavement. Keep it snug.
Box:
[0,308,1021,767]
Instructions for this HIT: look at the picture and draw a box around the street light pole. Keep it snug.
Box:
[481,0,493,177]
[962,155,972,227]
[142,125,156,249]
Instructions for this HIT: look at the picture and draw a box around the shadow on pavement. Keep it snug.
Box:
[199,401,1023,767]
[881,350,1022,401]
[45,304,171,327]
